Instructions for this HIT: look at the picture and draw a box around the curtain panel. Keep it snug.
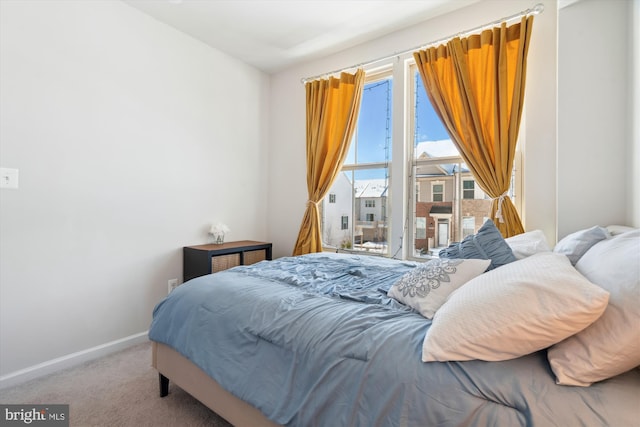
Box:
[293,69,365,256]
[413,16,534,238]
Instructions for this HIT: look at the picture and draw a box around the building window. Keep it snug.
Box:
[341,216,348,230]
[432,183,444,202]
[463,180,475,199]
[329,194,336,203]
[416,217,426,239]
[366,213,374,221]
[462,216,475,238]
[365,200,375,208]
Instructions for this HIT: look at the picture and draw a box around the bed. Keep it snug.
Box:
[149,223,640,426]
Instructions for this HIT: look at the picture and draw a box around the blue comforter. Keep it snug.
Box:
[149,253,640,426]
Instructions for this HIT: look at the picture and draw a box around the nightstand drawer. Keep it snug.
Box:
[244,249,267,265]
[211,253,241,273]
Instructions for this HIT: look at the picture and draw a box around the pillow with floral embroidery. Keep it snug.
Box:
[387,258,490,319]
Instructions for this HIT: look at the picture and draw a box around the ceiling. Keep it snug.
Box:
[122,0,480,73]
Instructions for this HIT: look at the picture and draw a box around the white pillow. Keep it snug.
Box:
[387,258,490,319]
[553,225,610,265]
[505,229,551,259]
[548,229,640,386]
[422,252,609,362]
[606,224,636,236]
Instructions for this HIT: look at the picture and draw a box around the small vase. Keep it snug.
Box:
[210,233,225,244]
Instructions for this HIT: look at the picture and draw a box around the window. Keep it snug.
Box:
[463,180,475,199]
[341,216,348,230]
[410,66,498,258]
[462,216,475,238]
[322,69,392,254]
[318,59,522,260]
[416,217,426,239]
[432,183,444,202]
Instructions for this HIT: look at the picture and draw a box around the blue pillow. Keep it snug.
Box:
[553,225,610,265]
[439,219,516,270]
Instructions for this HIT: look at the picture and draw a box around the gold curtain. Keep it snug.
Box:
[413,16,534,237]
[292,69,365,256]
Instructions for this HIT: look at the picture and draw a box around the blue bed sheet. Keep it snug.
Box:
[149,253,640,427]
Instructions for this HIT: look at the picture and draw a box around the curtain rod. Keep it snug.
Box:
[301,3,544,84]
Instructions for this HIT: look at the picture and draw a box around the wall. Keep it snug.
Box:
[0,0,269,381]
[268,0,559,258]
[633,0,640,226]
[558,0,635,237]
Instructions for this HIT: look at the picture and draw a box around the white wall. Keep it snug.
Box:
[268,0,559,257]
[558,0,635,237]
[633,0,640,226]
[0,0,269,379]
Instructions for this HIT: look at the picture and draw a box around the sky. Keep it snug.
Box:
[346,72,451,180]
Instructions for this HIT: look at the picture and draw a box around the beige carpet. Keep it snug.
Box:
[0,342,232,427]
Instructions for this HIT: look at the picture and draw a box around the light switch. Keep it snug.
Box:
[0,168,19,189]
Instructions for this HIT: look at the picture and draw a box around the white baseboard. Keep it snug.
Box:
[0,331,149,390]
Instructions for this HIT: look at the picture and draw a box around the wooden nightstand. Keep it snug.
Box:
[183,240,272,282]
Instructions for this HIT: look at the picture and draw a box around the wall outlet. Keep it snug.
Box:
[0,168,19,189]
[167,279,179,294]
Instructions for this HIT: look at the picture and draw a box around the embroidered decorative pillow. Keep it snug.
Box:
[387,258,490,319]
[438,219,516,270]
[422,252,610,362]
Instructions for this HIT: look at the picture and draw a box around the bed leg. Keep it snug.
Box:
[159,373,169,397]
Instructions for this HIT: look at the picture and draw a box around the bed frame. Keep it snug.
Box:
[152,341,280,427]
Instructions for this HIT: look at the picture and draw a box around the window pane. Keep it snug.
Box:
[412,70,459,258]
[416,217,426,239]
[410,66,523,261]
[354,169,388,253]
[462,180,474,199]
[345,78,392,166]
[322,171,352,248]
[462,217,475,238]
[322,169,389,254]
[414,72,457,156]
[323,72,392,256]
